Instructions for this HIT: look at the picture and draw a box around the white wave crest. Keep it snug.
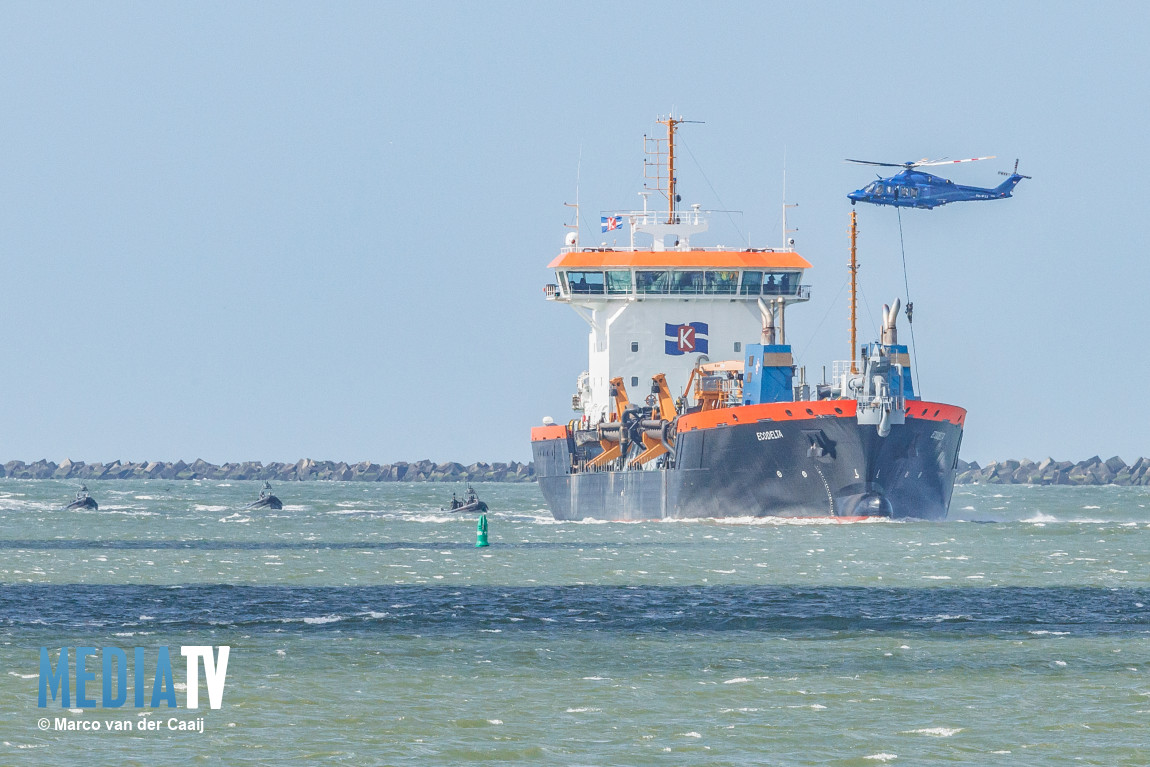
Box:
[904,727,963,737]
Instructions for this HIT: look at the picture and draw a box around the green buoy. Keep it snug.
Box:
[475,513,489,547]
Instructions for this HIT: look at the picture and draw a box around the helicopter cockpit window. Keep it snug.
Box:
[866,182,881,195]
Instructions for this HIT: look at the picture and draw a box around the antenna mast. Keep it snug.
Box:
[563,147,582,243]
[783,203,798,249]
[781,150,797,249]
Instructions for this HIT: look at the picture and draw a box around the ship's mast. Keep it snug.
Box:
[660,116,679,223]
[849,210,859,374]
[645,116,701,225]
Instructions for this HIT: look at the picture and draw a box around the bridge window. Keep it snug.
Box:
[763,272,797,295]
[605,270,631,294]
[740,270,763,295]
[734,341,742,353]
[631,376,639,387]
[636,270,670,294]
[566,271,605,294]
[670,270,704,294]
[630,342,638,352]
[705,270,738,294]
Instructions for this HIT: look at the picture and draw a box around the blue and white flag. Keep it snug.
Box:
[600,215,621,232]
[665,322,709,355]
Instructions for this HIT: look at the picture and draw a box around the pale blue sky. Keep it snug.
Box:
[1,2,1146,465]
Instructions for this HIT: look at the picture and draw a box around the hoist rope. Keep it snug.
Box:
[896,205,921,393]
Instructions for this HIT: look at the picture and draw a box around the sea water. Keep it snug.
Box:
[1,479,1148,764]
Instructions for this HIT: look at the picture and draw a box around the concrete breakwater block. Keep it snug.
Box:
[1,458,536,482]
[954,456,1150,485]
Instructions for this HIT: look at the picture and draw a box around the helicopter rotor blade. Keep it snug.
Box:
[914,155,996,168]
[845,158,909,168]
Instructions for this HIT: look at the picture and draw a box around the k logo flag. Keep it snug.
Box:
[665,322,708,355]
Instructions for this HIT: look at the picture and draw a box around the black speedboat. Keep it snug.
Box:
[447,485,488,514]
[64,486,98,510]
[248,482,283,510]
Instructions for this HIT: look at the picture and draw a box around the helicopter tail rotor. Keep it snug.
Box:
[999,159,1032,179]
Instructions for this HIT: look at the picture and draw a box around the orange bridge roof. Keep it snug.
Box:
[548,249,813,270]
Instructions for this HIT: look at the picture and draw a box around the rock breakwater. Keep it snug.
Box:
[0,458,535,483]
[5,456,1147,486]
[956,456,1150,486]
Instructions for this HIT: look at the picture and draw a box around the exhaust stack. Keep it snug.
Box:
[881,297,901,346]
[757,298,776,345]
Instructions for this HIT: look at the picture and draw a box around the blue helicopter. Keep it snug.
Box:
[847,156,1029,209]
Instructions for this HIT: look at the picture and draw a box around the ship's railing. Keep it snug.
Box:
[764,284,809,298]
[554,281,809,300]
[697,374,743,407]
[831,359,862,398]
[559,245,794,255]
[832,360,860,380]
[624,210,709,228]
[574,458,664,474]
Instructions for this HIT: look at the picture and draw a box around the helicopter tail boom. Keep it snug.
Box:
[992,173,1025,197]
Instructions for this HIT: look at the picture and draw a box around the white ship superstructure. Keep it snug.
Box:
[546,117,811,426]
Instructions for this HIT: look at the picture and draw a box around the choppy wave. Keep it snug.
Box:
[1,584,1147,636]
[707,515,894,526]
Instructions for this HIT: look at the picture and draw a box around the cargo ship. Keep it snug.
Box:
[531,117,965,521]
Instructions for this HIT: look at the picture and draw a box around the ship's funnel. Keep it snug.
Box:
[757,298,776,345]
[881,297,901,346]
